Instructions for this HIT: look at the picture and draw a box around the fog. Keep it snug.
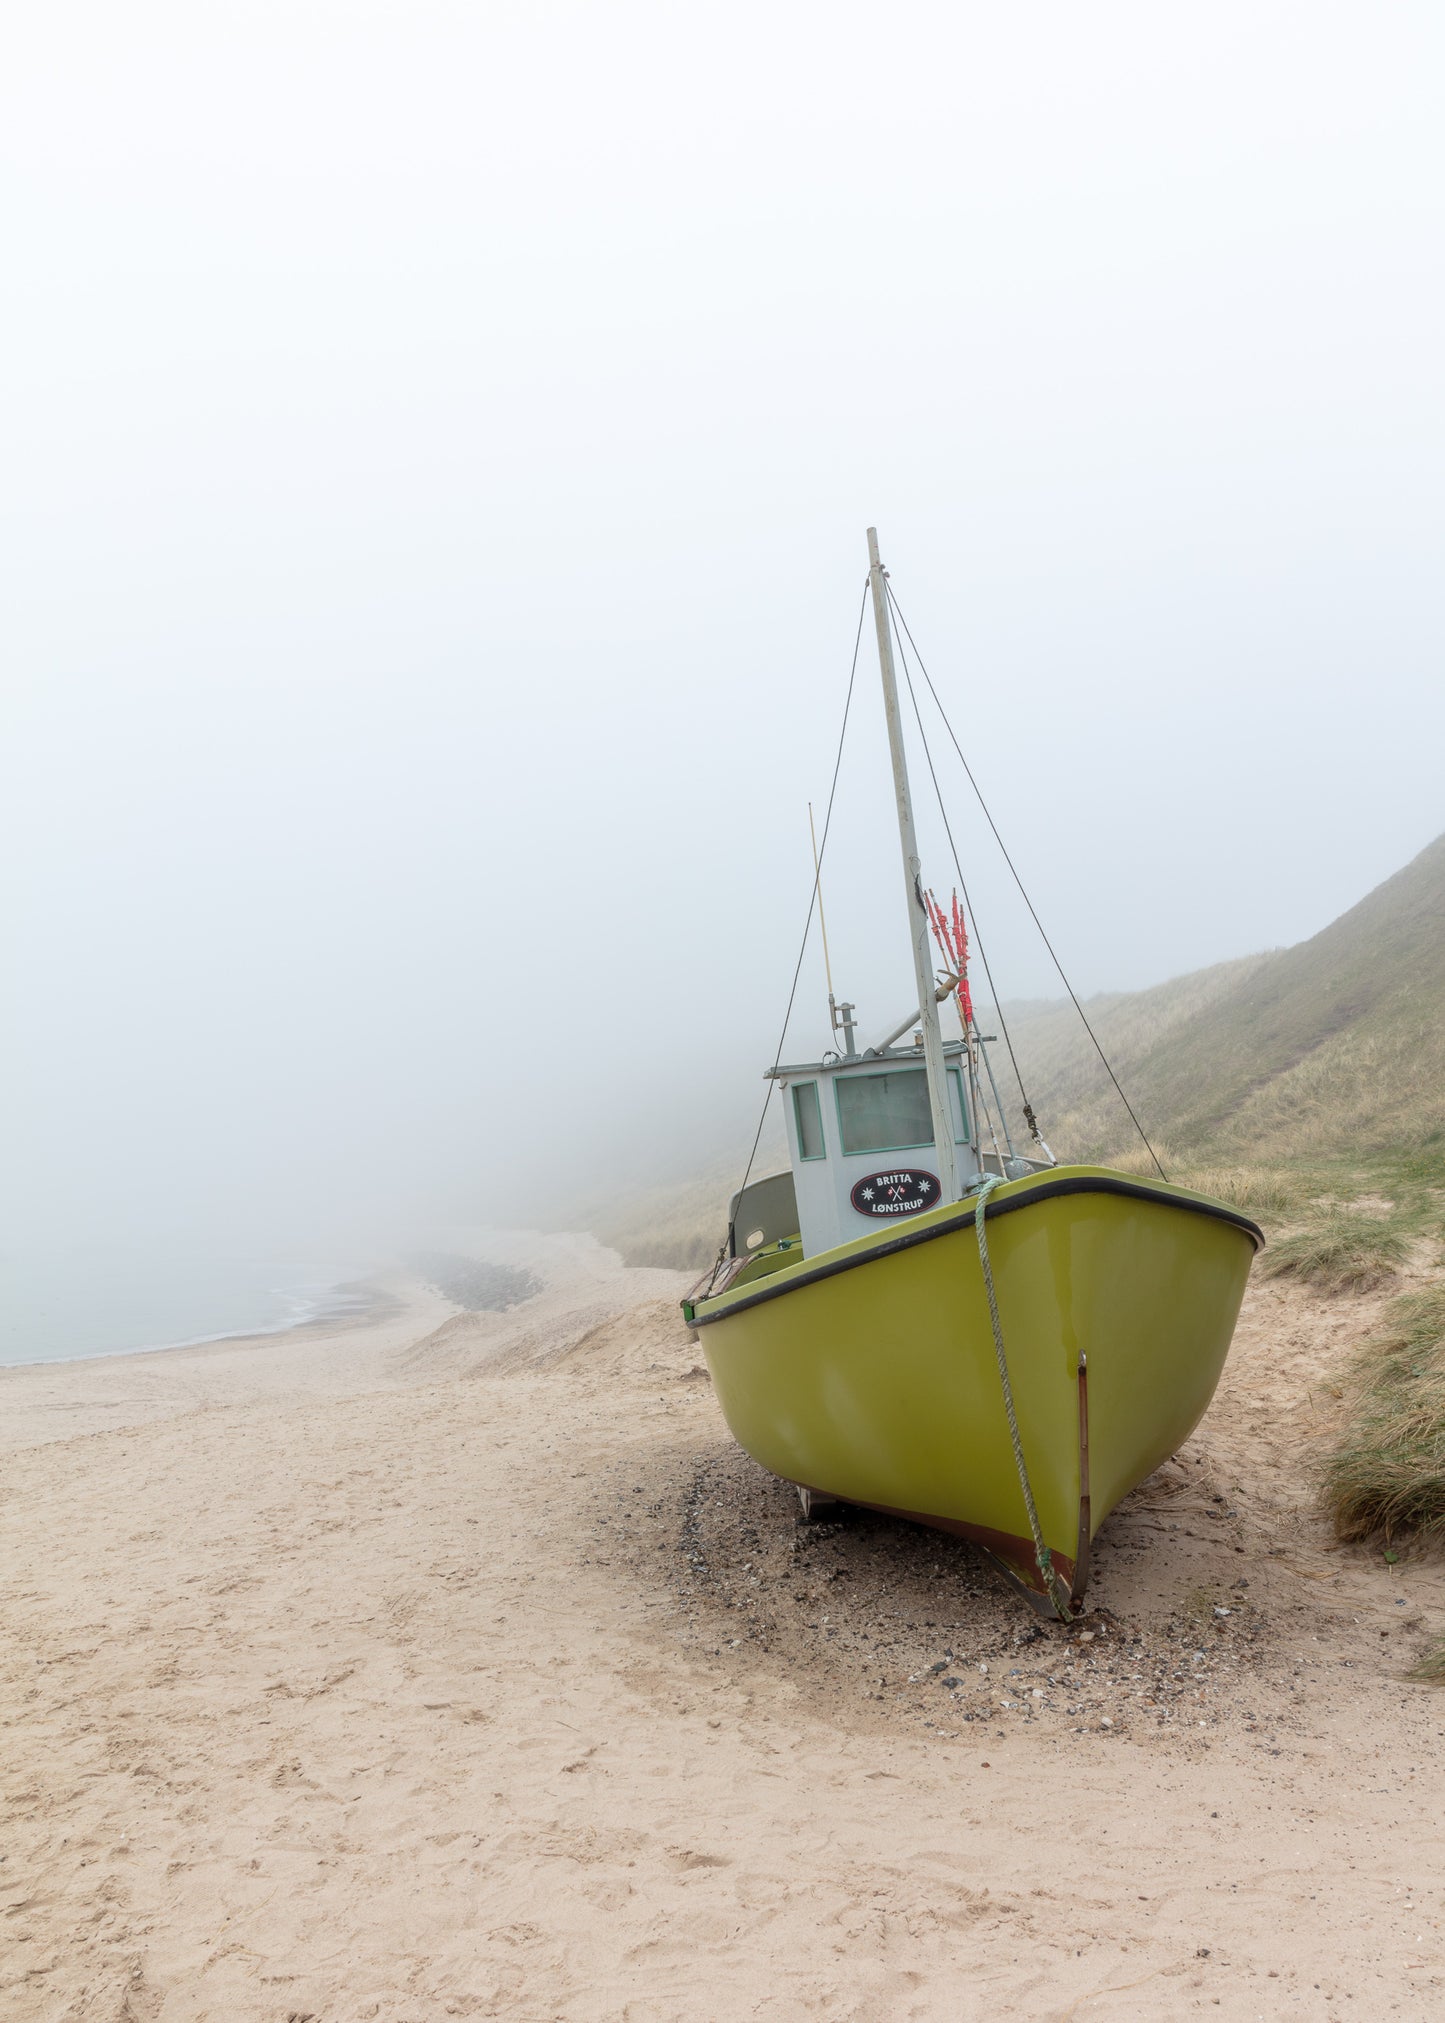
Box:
[5,5,1445,1340]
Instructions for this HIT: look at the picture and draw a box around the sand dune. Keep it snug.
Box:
[3,1241,1444,2019]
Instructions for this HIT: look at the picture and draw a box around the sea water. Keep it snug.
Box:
[0,1241,379,1368]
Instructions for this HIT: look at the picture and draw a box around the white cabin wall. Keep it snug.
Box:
[781,1057,985,1258]
[779,1077,844,1255]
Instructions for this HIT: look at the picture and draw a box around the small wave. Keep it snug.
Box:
[3,1281,386,1370]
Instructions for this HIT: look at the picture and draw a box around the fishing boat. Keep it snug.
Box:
[682,529,1262,1617]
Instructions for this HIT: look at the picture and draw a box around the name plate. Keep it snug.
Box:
[849,1169,939,1218]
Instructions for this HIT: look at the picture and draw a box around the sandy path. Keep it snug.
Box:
[2,1249,1444,2020]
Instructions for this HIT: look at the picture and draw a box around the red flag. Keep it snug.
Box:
[925,886,973,1032]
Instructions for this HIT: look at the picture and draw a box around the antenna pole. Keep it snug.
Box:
[807,801,855,1053]
[866,528,961,1204]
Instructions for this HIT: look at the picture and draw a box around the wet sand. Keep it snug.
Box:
[2,1239,1443,2019]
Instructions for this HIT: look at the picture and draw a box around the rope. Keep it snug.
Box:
[887,585,1167,1182]
[970,1175,1075,1618]
[708,583,869,1292]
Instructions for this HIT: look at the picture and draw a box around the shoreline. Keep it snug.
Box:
[0,1227,606,1377]
[0,1278,394,1375]
[0,1230,687,1455]
[0,1272,449,1455]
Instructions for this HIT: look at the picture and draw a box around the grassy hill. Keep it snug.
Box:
[998,831,1445,1169]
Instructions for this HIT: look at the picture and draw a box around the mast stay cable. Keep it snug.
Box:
[889,611,1041,1155]
[807,801,837,1004]
[886,584,1168,1182]
[711,583,870,1283]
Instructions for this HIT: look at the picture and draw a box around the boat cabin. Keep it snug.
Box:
[727,1031,1043,1264]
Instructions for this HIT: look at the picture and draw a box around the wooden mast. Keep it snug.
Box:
[866,527,962,1205]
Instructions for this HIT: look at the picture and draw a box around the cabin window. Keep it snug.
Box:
[835,1069,935,1155]
[949,1068,971,1144]
[792,1081,826,1160]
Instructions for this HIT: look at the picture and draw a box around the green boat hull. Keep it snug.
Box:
[686,1167,1261,1611]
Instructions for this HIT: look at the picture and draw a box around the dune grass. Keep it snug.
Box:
[1095,1140,1180,1179]
[1323,1286,1445,1546]
[1177,1164,1304,1219]
[1411,1637,1445,1684]
[1258,1212,1411,1295]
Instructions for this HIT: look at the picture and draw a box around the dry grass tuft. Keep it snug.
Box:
[1101,1141,1181,1179]
[1258,1214,1410,1295]
[1323,1286,1445,1545]
[1410,1637,1445,1684]
[1178,1165,1303,1219]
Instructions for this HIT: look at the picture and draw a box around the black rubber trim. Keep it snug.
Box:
[689,1173,1264,1328]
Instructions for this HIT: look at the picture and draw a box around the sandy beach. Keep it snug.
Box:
[3,1235,1444,2021]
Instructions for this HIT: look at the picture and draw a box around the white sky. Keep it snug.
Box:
[4,2,1443,1259]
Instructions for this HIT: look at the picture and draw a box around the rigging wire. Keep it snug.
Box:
[886,584,1168,1182]
[807,801,836,1004]
[890,611,1039,1148]
[720,583,870,1258]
